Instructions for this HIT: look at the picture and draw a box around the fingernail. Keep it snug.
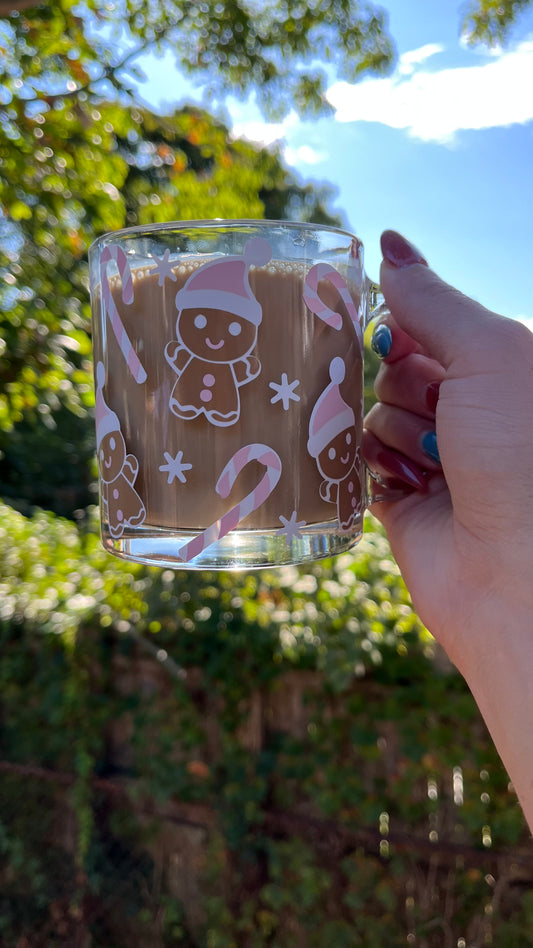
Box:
[425,381,441,414]
[421,430,441,464]
[371,323,392,359]
[374,445,428,491]
[370,478,416,505]
[381,230,428,269]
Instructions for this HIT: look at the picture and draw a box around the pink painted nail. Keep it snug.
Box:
[381,230,428,269]
[374,444,429,492]
[370,478,416,505]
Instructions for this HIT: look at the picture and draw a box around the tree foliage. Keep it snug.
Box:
[0,0,394,120]
[0,0,347,514]
[460,0,533,46]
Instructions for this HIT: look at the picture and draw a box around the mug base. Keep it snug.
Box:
[101,519,363,570]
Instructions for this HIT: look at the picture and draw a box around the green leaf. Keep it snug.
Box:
[9,200,32,221]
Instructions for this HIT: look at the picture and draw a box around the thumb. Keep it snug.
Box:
[379,231,498,370]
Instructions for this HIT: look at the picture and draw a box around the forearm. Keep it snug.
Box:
[456,610,533,834]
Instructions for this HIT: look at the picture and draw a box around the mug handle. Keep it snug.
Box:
[367,278,390,325]
[363,279,393,504]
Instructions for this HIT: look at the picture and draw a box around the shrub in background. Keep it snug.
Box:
[1,502,532,946]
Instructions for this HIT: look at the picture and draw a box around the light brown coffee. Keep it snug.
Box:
[94,258,363,540]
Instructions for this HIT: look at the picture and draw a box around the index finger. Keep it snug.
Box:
[379,231,498,371]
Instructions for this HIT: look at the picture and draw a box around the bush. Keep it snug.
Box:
[1,501,532,946]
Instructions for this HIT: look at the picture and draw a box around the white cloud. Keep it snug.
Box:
[517,315,533,332]
[284,144,327,165]
[397,43,444,75]
[230,112,298,147]
[326,40,533,143]
[230,113,327,164]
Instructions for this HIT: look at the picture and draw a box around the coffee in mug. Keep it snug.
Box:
[89,220,377,569]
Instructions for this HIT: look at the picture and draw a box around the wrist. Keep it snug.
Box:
[448,586,533,678]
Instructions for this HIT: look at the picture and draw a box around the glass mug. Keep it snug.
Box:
[89,220,383,570]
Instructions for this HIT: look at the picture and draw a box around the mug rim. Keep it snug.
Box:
[89,218,360,254]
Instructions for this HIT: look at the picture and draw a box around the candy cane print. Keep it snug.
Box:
[176,443,282,563]
[100,244,147,384]
[303,262,364,351]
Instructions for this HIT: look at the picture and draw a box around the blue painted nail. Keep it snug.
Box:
[371,324,392,359]
[421,430,441,465]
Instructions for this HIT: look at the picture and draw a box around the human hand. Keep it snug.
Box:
[363,231,533,672]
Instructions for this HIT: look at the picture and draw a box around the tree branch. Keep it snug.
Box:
[18,35,166,107]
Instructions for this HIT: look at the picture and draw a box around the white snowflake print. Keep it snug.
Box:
[159,450,193,485]
[153,248,178,287]
[278,510,306,547]
[269,373,300,410]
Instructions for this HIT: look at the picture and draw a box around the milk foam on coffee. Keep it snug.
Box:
[93,237,364,558]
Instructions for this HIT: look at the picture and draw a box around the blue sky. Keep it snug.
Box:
[130,0,533,325]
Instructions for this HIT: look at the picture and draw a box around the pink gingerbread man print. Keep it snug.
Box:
[307,357,362,532]
[95,362,146,539]
[164,237,272,427]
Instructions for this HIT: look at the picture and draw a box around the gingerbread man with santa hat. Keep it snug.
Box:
[164,237,271,428]
[307,356,363,532]
[95,362,146,539]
